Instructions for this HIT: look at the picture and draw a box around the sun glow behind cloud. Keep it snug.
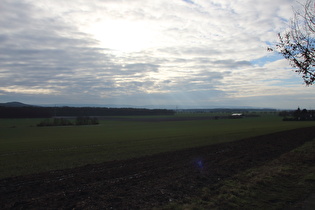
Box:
[87,20,158,53]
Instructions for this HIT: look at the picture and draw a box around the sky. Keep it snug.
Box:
[1,0,314,109]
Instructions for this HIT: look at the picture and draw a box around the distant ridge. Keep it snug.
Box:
[0,102,35,107]
[0,102,278,110]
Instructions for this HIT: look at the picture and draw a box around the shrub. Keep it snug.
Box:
[75,117,99,125]
[37,118,73,127]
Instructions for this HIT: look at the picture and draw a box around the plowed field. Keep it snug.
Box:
[1,127,315,209]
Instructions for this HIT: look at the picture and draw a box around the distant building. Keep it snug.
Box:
[231,113,243,118]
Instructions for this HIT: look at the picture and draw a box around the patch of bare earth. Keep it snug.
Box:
[1,127,315,209]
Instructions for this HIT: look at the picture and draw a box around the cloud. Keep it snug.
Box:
[0,0,312,108]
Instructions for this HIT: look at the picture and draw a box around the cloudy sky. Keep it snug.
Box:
[1,0,314,109]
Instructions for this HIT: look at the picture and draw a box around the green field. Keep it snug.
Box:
[1,114,315,179]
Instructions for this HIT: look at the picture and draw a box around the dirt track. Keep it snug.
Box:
[1,127,315,209]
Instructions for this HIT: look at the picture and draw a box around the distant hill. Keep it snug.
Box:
[0,102,35,107]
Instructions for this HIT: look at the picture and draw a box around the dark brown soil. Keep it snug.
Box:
[1,127,315,209]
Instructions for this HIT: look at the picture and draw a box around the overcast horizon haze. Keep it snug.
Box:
[1,0,315,109]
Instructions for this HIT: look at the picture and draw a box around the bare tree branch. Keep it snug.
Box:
[272,0,315,85]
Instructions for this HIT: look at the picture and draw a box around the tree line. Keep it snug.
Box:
[37,117,99,127]
[279,108,315,121]
[0,106,175,118]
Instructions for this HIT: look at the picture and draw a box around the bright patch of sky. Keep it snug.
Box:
[0,0,314,109]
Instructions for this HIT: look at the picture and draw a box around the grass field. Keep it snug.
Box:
[1,114,315,179]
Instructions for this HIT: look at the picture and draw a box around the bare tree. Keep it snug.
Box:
[269,0,315,85]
